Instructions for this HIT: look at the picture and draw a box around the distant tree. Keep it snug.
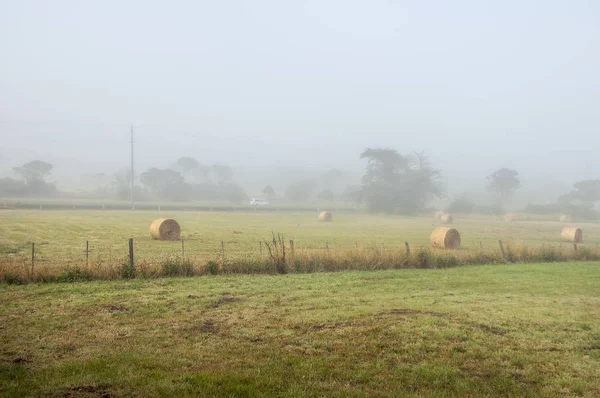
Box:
[447,197,475,214]
[263,185,276,200]
[320,168,343,190]
[486,168,521,203]
[360,148,443,214]
[174,157,200,174]
[13,160,53,183]
[211,165,233,185]
[317,189,335,201]
[190,165,211,183]
[285,179,318,201]
[341,185,363,205]
[561,180,600,205]
[140,168,188,200]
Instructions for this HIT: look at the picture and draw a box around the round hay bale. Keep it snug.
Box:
[430,227,461,249]
[559,214,572,223]
[504,213,519,222]
[319,211,333,222]
[440,214,453,224]
[150,218,181,240]
[434,210,444,219]
[561,227,582,243]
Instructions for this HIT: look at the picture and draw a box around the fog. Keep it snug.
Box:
[1,1,599,204]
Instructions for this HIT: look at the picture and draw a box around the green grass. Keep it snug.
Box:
[1,263,599,396]
[1,210,599,262]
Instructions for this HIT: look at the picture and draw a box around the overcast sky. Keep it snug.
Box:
[1,1,599,192]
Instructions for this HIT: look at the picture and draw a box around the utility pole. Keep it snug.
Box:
[130,125,135,210]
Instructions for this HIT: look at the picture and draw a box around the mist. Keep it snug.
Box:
[1,1,599,207]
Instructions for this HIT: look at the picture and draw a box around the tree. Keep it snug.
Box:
[174,157,199,174]
[561,180,600,205]
[140,168,188,200]
[341,185,362,205]
[317,189,335,201]
[320,168,343,190]
[360,148,443,214]
[211,165,233,185]
[486,168,520,203]
[285,179,318,201]
[263,185,276,200]
[13,160,53,183]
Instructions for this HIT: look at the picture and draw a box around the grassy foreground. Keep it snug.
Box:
[1,263,599,397]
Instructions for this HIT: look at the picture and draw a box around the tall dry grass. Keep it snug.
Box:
[1,242,597,284]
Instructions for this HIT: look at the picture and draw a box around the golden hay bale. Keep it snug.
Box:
[559,214,572,223]
[504,213,519,222]
[430,227,461,249]
[319,211,333,222]
[440,214,453,224]
[150,218,181,240]
[434,210,444,219]
[561,227,582,243]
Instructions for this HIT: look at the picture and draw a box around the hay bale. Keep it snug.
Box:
[504,213,519,222]
[559,214,572,223]
[440,214,453,224]
[561,227,582,243]
[150,218,181,240]
[430,227,461,249]
[434,210,444,219]
[319,211,333,222]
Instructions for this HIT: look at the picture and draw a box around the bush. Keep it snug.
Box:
[206,260,219,275]
[447,198,475,214]
[161,258,194,277]
[57,267,93,283]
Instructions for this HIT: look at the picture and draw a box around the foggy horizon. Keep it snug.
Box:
[1,1,599,200]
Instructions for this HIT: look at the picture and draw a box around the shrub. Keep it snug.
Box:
[57,267,93,283]
[447,198,475,214]
[206,260,219,275]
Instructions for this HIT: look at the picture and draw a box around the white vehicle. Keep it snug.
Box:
[250,198,270,206]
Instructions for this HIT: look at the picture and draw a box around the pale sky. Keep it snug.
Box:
[1,1,599,195]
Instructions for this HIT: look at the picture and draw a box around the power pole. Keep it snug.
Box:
[130,125,135,210]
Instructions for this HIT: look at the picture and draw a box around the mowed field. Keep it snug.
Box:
[1,210,600,267]
[1,263,599,397]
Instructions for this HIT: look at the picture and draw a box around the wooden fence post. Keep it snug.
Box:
[325,242,329,252]
[128,238,134,276]
[498,240,505,258]
[221,240,225,263]
[289,240,295,257]
[181,239,185,263]
[31,242,35,277]
[573,243,578,252]
[86,240,89,266]
[405,241,410,256]
[259,241,263,256]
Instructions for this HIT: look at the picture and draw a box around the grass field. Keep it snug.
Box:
[1,263,599,396]
[2,209,599,260]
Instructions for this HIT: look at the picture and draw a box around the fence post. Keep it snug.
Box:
[221,240,225,263]
[325,242,329,252]
[573,243,578,252]
[128,238,134,277]
[259,241,263,256]
[181,239,185,263]
[405,241,410,256]
[31,242,35,277]
[498,240,505,258]
[86,240,89,266]
[289,240,295,256]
